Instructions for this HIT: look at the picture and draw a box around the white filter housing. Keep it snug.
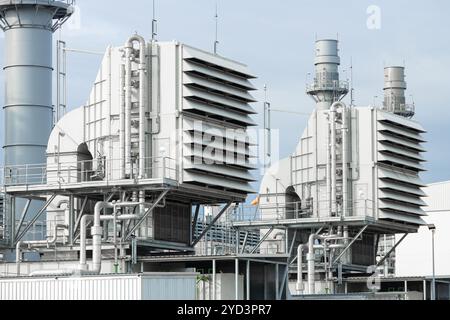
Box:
[47,42,256,192]
[44,40,257,241]
[259,107,426,232]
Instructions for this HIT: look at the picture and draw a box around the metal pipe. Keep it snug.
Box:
[307,234,317,294]
[79,215,94,271]
[124,41,133,176]
[305,232,348,295]
[16,224,68,276]
[330,105,337,215]
[326,119,331,214]
[296,244,306,294]
[119,63,126,179]
[342,105,349,217]
[125,34,147,180]
[79,201,142,273]
[139,191,146,238]
[113,206,118,273]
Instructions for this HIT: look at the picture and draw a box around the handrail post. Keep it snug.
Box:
[163,157,166,179]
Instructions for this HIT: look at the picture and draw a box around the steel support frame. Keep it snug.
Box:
[375,233,408,268]
[14,194,57,244]
[125,189,170,240]
[191,204,200,244]
[278,229,297,300]
[15,199,32,239]
[332,225,369,265]
[191,202,233,247]
[250,227,275,254]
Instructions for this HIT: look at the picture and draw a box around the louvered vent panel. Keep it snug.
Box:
[376,111,427,226]
[181,46,257,196]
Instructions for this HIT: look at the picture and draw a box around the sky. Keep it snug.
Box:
[0,0,449,183]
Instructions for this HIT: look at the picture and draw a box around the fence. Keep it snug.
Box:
[0,157,178,188]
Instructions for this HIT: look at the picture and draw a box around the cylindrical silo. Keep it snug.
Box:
[0,1,73,242]
[307,39,348,110]
[383,66,414,118]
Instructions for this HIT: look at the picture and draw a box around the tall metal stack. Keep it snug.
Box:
[307,39,349,110]
[0,0,73,241]
[383,66,415,118]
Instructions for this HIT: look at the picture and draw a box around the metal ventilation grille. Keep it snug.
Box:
[183,118,256,195]
[181,46,257,196]
[376,112,427,226]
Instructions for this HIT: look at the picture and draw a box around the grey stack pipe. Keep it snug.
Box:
[383,66,414,118]
[307,39,348,110]
[0,1,73,241]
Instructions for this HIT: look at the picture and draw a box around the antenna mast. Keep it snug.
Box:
[350,57,355,106]
[214,1,219,54]
[152,0,158,41]
[263,85,271,172]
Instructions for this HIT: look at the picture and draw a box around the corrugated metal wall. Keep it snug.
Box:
[0,273,197,300]
[424,181,450,212]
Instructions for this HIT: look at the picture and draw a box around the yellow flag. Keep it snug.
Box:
[251,196,260,206]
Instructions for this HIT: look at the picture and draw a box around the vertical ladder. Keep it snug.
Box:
[56,40,67,124]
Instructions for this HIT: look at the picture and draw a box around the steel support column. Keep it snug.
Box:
[212,259,217,300]
[68,195,74,245]
[246,260,251,300]
[235,258,239,301]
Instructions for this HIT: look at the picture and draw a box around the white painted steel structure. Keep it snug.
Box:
[246,39,427,296]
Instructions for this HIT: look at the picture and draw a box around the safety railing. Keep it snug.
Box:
[0,157,178,188]
[380,103,415,118]
[231,199,375,223]
[306,79,350,93]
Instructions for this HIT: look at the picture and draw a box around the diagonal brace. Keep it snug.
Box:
[250,227,275,254]
[15,194,57,244]
[15,199,32,238]
[332,225,369,265]
[191,202,233,247]
[125,189,170,241]
[375,233,408,268]
[192,204,200,242]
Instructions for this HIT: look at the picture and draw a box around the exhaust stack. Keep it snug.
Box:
[307,39,349,110]
[383,66,415,118]
[0,0,74,241]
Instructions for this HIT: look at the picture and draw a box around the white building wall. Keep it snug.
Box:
[396,181,450,277]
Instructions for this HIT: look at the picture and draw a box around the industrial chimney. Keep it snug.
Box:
[0,0,74,242]
[307,39,349,110]
[383,66,415,118]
